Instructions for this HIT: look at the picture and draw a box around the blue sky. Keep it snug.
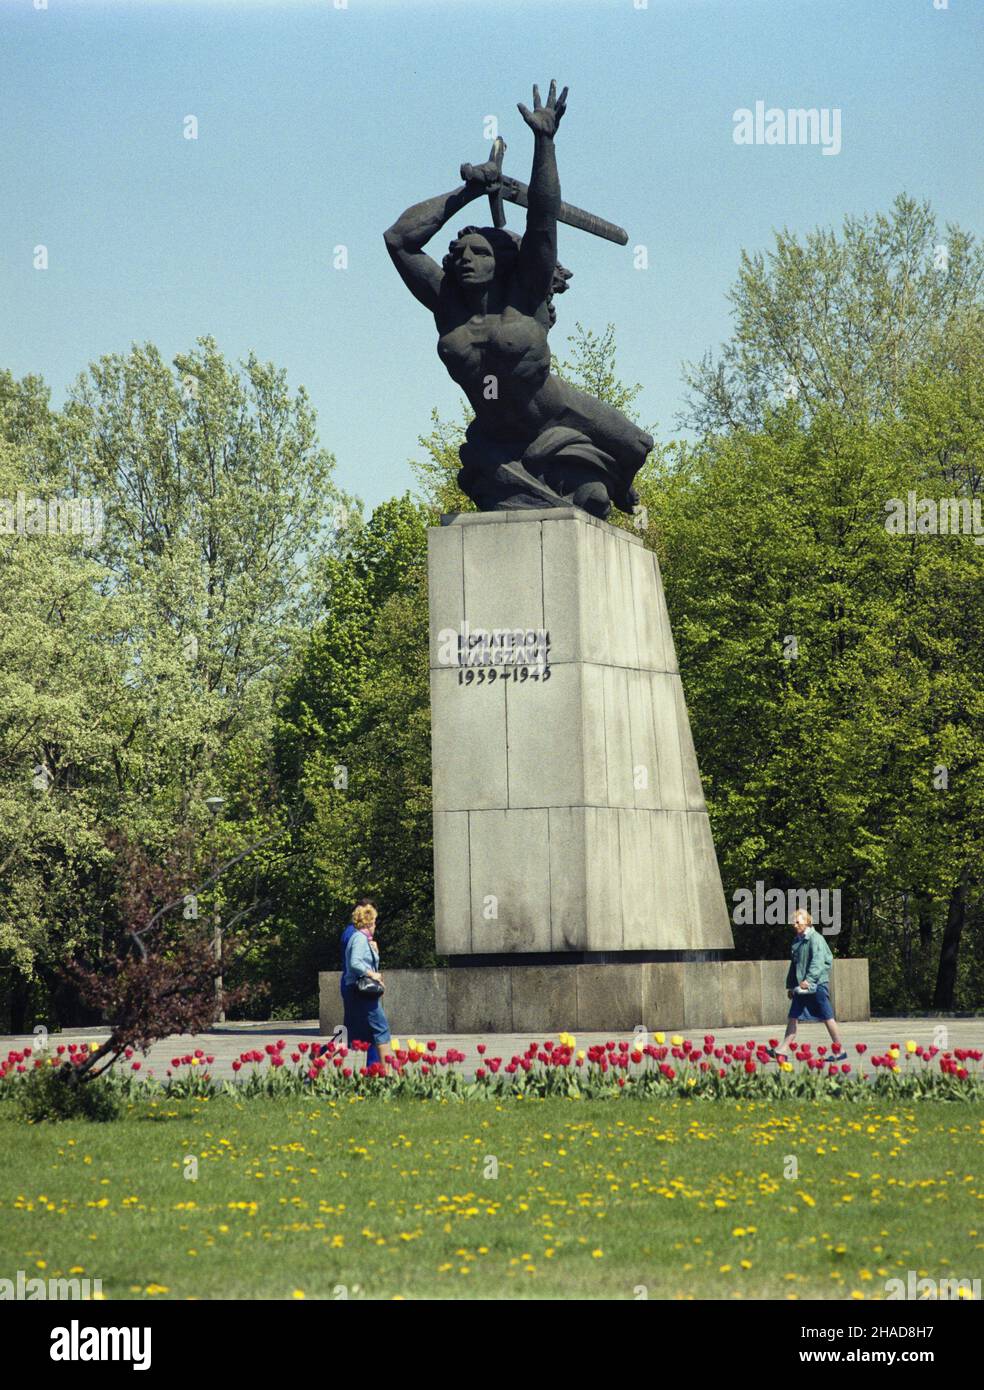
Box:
[1,0,981,510]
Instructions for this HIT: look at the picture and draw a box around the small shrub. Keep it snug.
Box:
[16,1064,122,1123]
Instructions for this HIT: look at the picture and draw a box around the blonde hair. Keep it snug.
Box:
[353,904,377,931]
[792,908,813,927]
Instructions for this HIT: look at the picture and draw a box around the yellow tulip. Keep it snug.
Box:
[671,1035,683,1046]
[654,1032,665,1044]
[905,1040,917,1053]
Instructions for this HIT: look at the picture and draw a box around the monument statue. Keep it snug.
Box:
[384,81,653,519]
[318,81,870,1035]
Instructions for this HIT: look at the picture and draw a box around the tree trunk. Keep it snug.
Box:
[916,892,934,951]
[933,881,966,1010]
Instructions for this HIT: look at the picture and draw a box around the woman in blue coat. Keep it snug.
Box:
[342,903,391,1067]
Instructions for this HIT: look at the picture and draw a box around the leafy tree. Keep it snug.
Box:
[0,340,344,1027]
[0,432,134,1029]
[258,495,432,1010]
[684,195,984,433]
[635,196,984,1009]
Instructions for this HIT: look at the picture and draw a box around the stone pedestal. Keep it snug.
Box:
[429,508,734,955]
[317,958,871,1035]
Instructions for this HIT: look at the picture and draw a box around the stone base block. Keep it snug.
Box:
[830,959,870,1022]
[721,961,763,1027]
[511,967,578,1032]
[574,963,642,1031]
[760,960,792,1025]
[643,963,685,1032]
[318,959,870,1034]
[447,967,512,1033]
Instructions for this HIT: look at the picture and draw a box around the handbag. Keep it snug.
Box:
[356,975,384,997]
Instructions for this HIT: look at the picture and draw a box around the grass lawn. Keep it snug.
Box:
[1,1095,981,1300]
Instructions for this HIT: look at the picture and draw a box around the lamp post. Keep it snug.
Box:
[205,796,226,1022]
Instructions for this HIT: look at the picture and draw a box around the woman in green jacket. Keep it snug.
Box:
[773,909,847,1061]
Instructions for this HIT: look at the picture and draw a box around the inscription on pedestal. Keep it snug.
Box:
[429,509,734,956]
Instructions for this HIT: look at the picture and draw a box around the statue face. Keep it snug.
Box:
[451,233,497,286]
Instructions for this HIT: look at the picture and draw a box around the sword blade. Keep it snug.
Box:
[501,179,628,246]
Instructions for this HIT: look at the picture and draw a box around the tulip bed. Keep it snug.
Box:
[3,1031,983,1107]
[0,1091,981,1300]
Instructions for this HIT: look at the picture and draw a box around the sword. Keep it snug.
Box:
[460,138,628,247]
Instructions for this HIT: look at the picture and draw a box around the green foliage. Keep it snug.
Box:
[647,209,984,1010]
[15,1064,122,1123]
[0,341,343,1028]
[684,194,984,432]
[257,495,434,1007]
[411,407,472,516]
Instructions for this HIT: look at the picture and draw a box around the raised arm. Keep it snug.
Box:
[384,179,488,312]
[515,81,567,303]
